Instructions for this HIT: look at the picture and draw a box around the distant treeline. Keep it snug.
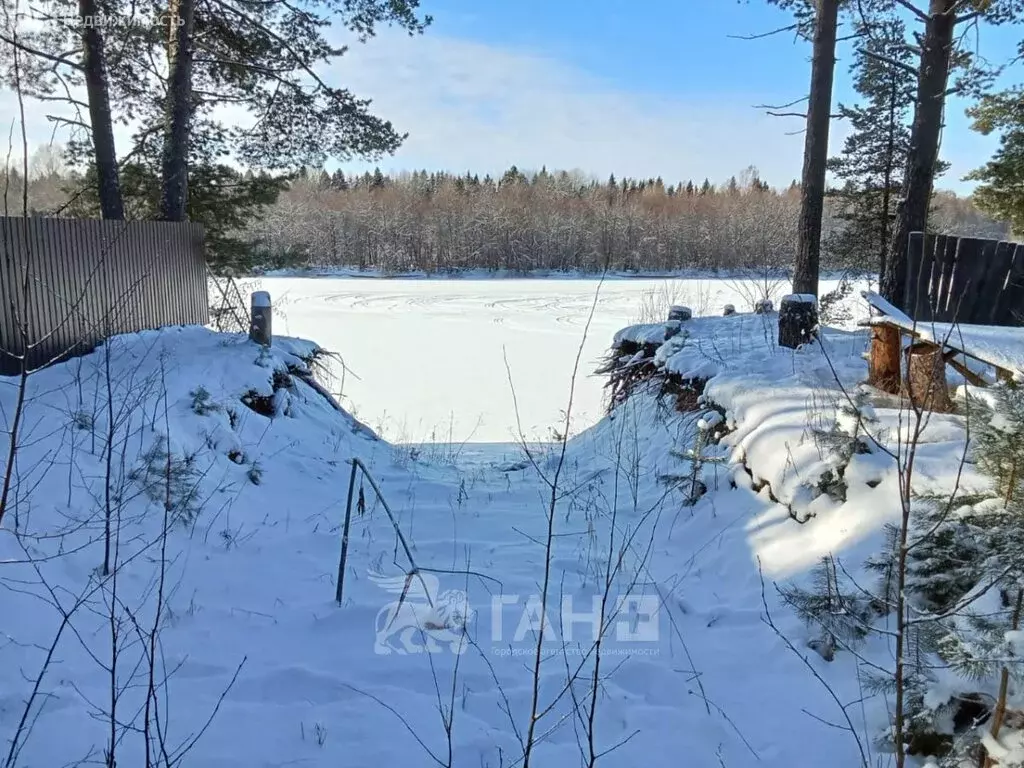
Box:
[2,161,1006,276]
[248,166,1006,275]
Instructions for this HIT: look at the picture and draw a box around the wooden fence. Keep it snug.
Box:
[905,231,1024,326]
[0,217,207,375]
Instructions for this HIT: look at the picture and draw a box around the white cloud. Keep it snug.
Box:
[330,32,817,187]
[0,29,989,192]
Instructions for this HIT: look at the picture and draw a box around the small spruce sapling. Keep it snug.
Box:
[190,386,221,415]
[812,390,876,502]
[779,555,874,661]
[662,408,727,506]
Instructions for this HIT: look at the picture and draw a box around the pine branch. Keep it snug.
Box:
[728,22,801,41]
[892,0,930,23]
[860,48,919,78]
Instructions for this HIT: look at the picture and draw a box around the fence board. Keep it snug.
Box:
[935,235,958,320]
[927,234,947,320]
[996,244,1024,326]
[986,242,1015,325]
[906,232,927,320]
[962,239,999,323]
[0,217,207,375]
[901,232,1024,327]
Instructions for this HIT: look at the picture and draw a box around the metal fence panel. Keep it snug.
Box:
[0,217,207,375]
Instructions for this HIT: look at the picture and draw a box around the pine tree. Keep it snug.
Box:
[826,18,918,277]
[500,165,525,186]
[966,87,1024,235]
[3,0,429,224]
[882,0,1024,309]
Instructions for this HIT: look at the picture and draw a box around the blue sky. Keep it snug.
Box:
[329,0,1023,194]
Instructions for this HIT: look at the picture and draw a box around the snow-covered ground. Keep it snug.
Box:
[7,280,998,768]
[258,276,863,445]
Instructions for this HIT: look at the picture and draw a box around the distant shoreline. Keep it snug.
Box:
[255,266,864,282]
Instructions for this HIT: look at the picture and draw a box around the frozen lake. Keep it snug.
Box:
[259,276,853,444]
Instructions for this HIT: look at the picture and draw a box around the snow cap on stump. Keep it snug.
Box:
[778,294,818,350]
[668,305,692,322]
[250,291,272,347]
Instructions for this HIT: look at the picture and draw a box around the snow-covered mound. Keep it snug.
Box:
[605,310,1024,766]
[0,327,393,765]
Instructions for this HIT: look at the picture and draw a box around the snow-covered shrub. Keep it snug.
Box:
[129,437,204,526]
[809,391,876,503]
[241,369,295,417]
[190,386,221,415]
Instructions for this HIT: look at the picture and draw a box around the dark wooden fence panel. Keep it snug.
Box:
[0,217,207,375]
[904,231,1024,326]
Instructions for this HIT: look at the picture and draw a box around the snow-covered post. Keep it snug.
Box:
[250,291,272,347]
[778,294,818,349]
[668,305,692,322]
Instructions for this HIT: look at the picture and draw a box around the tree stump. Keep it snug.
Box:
[905,342,952,413]
[250,291,272,346]
[778,294,818,349]
[754,298,774,314]
[723,304,736,316]
[869,324,901,394]
[668,305,692,322]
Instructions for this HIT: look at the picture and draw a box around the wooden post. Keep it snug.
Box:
[905,342,953,413]
[723,304,736,316]
[668,305,692,322]
[869,325,901,394]
[778,294,818,349]
[250,290,272,346]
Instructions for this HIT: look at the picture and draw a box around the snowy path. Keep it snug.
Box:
[169,433,876,768]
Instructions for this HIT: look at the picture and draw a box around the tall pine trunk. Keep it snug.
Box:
[882,0,955,309]
[792,0,839,298]
[159,0,195,222]
[79,0,124,220]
